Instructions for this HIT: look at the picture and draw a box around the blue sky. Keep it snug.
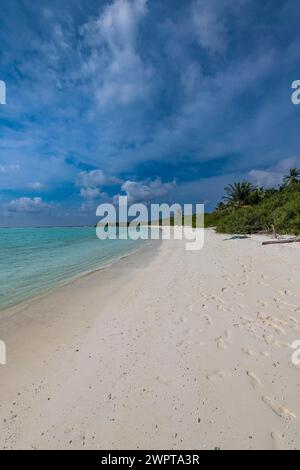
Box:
[0,0,300,226]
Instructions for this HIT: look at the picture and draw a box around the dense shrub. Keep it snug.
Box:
[211,190,300,234]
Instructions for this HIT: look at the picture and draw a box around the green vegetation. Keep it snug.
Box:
[202,168,300,235]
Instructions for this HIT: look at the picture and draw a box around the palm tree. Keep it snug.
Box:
[215,201,226,212]
[249,187,265,205]
[283,168,300,187]
[223,181,255,208]
[263,187,278,198]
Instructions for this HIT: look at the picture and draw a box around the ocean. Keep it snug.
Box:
[0,227,145,311]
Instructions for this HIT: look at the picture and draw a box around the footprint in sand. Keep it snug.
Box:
[288,316,300,332]
[247,371,262,390]
[256,312,287,334]
[263,334,274,346]
[275,341,290,348]
[236,303,246,310]
[289,315,299,326]
[246,371,296,423]
[216,304,226,312]
[272,316,288,327]
[201,314,213,326]
[206,370,231,381]
[278,289,293,297]
[259,314,286,335]
[262,396,296,420]
[156,375,171,387]
[242,348,255,357]
[271,432,289,450]
[261,333,287,348]
[261,351,270,357]
[269,322,285,335]
[217,295,225,304]
[184,328,193,337]
[215,330,232,350]
[174,316,188,324]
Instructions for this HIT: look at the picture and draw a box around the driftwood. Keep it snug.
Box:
[262,238,300,246]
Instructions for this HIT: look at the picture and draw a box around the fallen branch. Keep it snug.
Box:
[262,238,300,246]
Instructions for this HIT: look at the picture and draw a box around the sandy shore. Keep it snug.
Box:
[0,229,300,450]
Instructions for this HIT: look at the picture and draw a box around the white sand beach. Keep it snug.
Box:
[0,229,300,450]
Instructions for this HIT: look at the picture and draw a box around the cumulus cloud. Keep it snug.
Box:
[77,169,119,211]
[7,197,53,213]
[77,170,115,212]
[80,187,105,199]
[117,177,176,203]
[79,189,109,212]
[77,169,120,188]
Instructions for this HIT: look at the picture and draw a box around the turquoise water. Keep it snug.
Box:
[0,227,144,311]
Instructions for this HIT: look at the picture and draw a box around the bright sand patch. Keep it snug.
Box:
[0,229,300,449]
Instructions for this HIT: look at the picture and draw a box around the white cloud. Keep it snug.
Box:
[78,170,117,212]
[7,197,53,213]
[191,0,229,55]
[80,187,104,199]
[29,182,43,190]
[0,164,20,173]
[249,157,300,188]
[80,201,94,212]
[80,0,152,107]
[97,0,147,52]
[118,177,176,203]
[80,190,109,212]
[275,157,300,173]
[77,169,120,188]
[248,170,280,188]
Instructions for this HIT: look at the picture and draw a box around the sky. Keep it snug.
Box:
[0,0,300,226]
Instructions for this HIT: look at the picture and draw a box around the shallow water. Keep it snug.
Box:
[0,227,145,310]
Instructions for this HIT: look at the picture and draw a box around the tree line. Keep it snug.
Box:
[204,168,300,234]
